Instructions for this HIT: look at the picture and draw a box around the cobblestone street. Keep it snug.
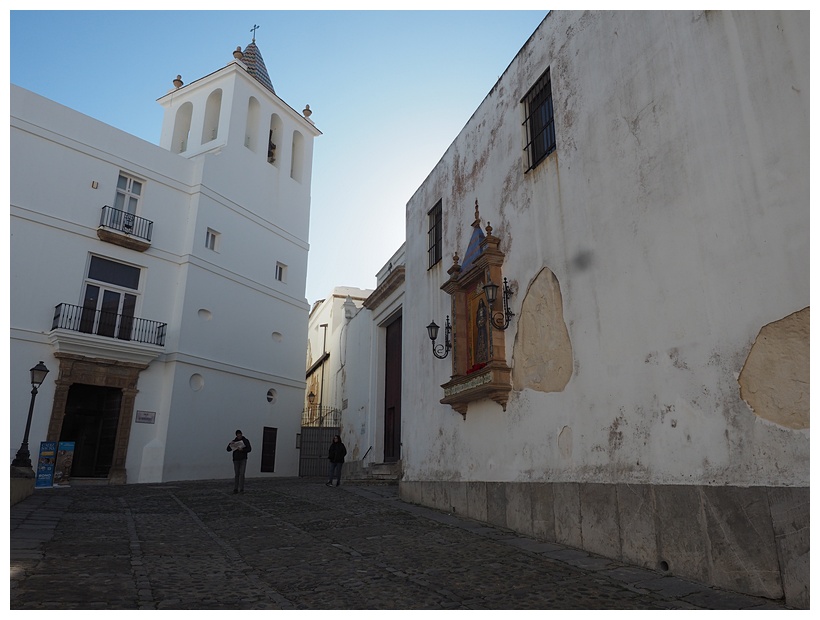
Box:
[10,478,790,610]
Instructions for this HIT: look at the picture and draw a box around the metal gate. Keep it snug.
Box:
[298,406,340,478]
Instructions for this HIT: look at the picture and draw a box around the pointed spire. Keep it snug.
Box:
[461,199,487,272]
[240,39,275,94]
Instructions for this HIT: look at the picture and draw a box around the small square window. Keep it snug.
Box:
[275,262,287,282]
[427,200,443,269]
[206,228,219,251]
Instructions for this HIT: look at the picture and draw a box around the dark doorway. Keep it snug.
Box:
[59,384,122,478]
[260,426,278,472]
[384,315,402,462]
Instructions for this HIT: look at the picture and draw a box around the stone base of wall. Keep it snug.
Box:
[399,480,809,609]
[10,466,35,506]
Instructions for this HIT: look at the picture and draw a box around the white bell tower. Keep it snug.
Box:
[155,33,321,228]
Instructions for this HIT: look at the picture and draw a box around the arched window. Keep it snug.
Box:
[291,130,305,182]
[202,89,222,144]
[171,102,193,154]
[245,97,260,152]
[268,113,283,166]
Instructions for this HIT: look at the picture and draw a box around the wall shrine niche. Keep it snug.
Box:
[439,200,513,418]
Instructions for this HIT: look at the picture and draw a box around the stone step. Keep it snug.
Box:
[344,460,401,483]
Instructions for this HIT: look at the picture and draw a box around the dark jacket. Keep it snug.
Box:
[227,436,251,461]
[328,441,347,464]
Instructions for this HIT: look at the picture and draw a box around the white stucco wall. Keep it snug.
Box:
[10,45,318,484]
[403,11,808,487]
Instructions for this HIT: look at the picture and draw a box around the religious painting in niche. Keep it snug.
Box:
[468,291,489,370]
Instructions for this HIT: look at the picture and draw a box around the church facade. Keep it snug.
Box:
[10,39,320,484]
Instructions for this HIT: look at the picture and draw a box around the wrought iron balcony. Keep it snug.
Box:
[52,303,167,347]
[98,206,153,251]
[301,405,341,428]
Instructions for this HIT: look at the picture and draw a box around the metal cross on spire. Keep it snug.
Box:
[250,24,260,42]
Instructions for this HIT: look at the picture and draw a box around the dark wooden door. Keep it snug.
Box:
[384,315,402,462]
[260,426,277,473]
[59,384,122,478]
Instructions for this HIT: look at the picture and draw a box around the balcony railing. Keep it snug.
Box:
[52,303,167,347]
[99,206,153,243]
[301,405,341,428]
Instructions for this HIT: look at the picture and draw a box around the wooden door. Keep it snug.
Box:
[383,315,402,462]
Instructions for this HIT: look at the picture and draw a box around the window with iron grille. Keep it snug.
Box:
[522,68,556,172]
[428,200,442,269]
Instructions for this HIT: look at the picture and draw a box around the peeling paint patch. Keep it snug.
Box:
[512,267,573,392]
[558,425,572,460]
[738,307,809,430]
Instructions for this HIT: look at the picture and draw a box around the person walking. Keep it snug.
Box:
[227,429,251,494]
[326,434,347,487]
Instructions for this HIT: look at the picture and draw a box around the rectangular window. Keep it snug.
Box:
[522,68,556,172]
[88,255,141,289]
[427,200,442,269]
[113,173,143,215]
[110,173,143,231]
[275,262,287,282]
[206,228,219,251]
[80,256,141,340]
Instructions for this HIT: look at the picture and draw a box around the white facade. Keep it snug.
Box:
[303,245,406,473]
[305,287,374,455]
[10,41,320,484]
[398,11,807,606]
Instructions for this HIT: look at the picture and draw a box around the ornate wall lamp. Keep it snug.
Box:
[426,315,452,359]
[483,277,514,330]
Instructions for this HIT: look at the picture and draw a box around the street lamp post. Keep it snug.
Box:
[318,323,328,426]
[12,361,50,469]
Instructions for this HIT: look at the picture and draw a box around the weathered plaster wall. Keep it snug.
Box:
[399,10,808,604]
[404,10,809,488]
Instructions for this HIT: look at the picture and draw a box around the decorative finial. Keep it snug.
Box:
[250,24,260,42]
[233,46,244,60]
[303,104,314,124]
[452,252,460,265]
[475,199,480,220]
[173,75,183,89]
[472,198,482,228]
[486,222,493,235]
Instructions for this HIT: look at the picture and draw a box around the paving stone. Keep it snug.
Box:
[9,478,792,610]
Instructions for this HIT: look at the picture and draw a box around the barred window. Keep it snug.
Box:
[427,200,443,269]
[522,68,556,172]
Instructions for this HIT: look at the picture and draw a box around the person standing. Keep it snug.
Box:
[227,429,251,494]
[326,434,347,487]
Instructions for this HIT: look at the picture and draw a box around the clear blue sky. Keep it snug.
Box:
[8,8,547,304]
